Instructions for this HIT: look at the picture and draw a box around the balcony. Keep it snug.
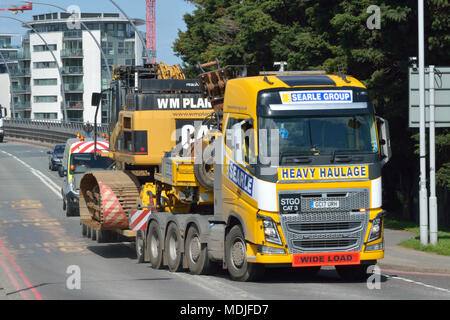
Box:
[61,49,83,58]
[12,85,31,93]
[63,30,82,39]
[62,66,83,75]
[10,68,31,77]
[17,52,31,60]
[14,102,31,110]
[64,83,83,92]
[64,100,84,109]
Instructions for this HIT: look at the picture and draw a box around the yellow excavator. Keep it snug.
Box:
[79,63,214,244]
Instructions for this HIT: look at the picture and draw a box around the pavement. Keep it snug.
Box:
[379,228,450,275]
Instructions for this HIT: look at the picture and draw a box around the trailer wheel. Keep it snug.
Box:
[165,223,183,272]
[97,230,112,243]
[148,221,163,269]
[185,225,210,275]
[81,224,87,237]
[135,230,145,263]
[335,264,372,282]
[91,227,97,241]
[225,225,264,282]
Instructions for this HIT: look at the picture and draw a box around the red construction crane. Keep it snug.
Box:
[146,0,156,64]
[0,1,32,13]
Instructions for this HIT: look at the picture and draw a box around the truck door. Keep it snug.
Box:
[223,114,258,242]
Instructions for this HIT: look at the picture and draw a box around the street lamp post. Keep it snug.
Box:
[417,0,428,246]
[0,16,69,122]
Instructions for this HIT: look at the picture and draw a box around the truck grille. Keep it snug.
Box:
[278,189,369,253]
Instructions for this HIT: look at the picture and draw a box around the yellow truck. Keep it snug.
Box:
[79,63,391,282]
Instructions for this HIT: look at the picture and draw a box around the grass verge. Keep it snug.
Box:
[385,218,450,256]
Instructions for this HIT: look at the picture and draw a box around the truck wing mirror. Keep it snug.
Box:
[91,92,102,107]
[376,116,391,167]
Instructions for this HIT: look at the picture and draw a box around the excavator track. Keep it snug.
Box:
[79,171,140,229]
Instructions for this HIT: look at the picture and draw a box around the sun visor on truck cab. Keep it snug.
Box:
[257,87,374,117]
[139,79,202,93]
[276,75,336,87]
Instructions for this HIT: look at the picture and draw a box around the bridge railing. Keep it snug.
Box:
[3,119,110,145]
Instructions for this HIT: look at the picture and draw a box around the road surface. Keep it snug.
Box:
[0,142,449,302]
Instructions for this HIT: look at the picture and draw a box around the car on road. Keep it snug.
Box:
[47,143,65,171]
[61,138,114,216]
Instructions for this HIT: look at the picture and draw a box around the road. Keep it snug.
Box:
[0,141,449,302]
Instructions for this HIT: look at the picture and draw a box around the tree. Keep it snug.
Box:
[175,0,450,225]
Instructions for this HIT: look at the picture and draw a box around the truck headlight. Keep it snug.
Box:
[368,212,384,242]
[262,218,283,246]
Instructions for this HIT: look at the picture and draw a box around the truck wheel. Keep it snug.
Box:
[225,225,264,282]
[135,230,145,263]
[148,221,163,269]
[165,223,183,272]
[185,225,210,275]
[335,264,372,282]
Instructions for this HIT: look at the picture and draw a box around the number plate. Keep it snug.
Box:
[310,200,339,209]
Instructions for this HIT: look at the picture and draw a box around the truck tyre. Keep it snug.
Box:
[148,221,163,269]
[335,264,372,282]
[194,163,214,190]
[165,223,183,272]
[135,230,145,263]
[185,225,210,275]
[225,225,264,282]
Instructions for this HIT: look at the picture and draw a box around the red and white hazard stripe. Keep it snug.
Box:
[71,141,109,154]
[129,209,153,231]
[98,182,128,229]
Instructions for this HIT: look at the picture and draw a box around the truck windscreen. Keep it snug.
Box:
[71,154,115,174]
[258,114,378,163]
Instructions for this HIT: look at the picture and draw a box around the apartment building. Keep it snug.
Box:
[3,12,145,123]
[0,33,22,118]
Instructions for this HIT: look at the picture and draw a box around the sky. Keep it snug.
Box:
[0,0,196,65]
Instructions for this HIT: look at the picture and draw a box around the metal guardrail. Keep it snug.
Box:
[3,119,109,145]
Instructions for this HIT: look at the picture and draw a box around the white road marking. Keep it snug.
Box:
[383,273,450,294]
[172,272,261,300]
[0,150,62,199]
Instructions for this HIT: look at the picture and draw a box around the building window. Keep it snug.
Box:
[67,110,83,122]
[34,112,58,120]
[34,61,57,69]
[34,96,58,103]
[34,79,57,86]
[33,44,57,52]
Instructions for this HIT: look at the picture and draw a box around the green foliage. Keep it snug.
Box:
[176,0,450,223]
